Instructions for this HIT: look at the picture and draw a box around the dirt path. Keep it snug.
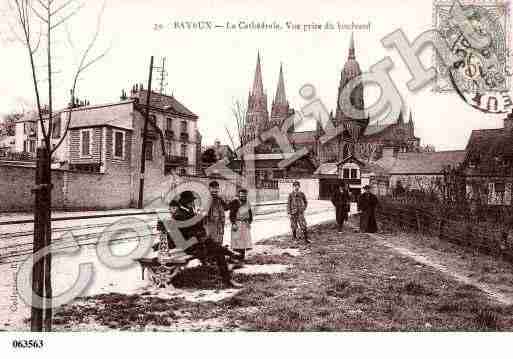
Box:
[347,221,513,306]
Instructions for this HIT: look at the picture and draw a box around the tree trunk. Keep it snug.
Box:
[43,152,52,331]
[31,147,47,331]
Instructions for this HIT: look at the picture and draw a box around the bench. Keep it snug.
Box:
[135,228,195,289]
[135,254,195,289]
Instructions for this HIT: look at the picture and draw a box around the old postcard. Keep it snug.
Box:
[0,0,512,356]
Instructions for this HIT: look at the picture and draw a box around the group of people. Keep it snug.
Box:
[155,179,378,289]
[330,183,378,233]
[155,181,253,289]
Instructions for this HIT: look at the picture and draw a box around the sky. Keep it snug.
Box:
[0,0,509,151]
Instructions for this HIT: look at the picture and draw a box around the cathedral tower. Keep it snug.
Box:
[243,52,269,144]
[335,33,367,142]
[269,63,290,129]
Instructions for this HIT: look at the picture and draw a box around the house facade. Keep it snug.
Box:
[461,113,513,206]
[314,155,381,200]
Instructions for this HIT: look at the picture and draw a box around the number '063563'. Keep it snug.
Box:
[12,339,44,349]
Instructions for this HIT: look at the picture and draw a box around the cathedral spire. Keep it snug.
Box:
[348,32,355,60]
[270,62,289,128]
[408,110,414,129]
[273,63,287,105]
[252,52,264,96]
[397,110,404,124]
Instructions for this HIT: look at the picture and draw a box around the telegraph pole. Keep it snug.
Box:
[138,56,154,209]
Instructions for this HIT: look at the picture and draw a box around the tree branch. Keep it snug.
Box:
[50,3,84,29]
[50,0,78,16]
[51,0,108,155]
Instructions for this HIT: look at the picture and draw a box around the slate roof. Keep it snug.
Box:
[314,156,387,176]
[363,122,393,137]
[373,150,467,174]
[290,131,317,144]
[465,128,513,163]
[314,162,338,176]
[66,101,134,130]
[133,90,198,118]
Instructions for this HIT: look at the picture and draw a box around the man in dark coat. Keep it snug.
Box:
[204,181,229,245]
[158,190,243,288]
[331,183,351,233]
[287,181,309,243]
[358,185,378,233]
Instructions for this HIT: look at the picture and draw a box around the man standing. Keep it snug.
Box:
[358,185,378,233]
[204,181,228,245]
[287,181,309,243]
[331,183,351,233]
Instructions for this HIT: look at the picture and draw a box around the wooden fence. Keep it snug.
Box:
[376,197,513,262]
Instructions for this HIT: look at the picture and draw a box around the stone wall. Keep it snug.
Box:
[0,163,131,212]
[0,164,65,211]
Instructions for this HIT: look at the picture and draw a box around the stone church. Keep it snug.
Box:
[240,34,420,179]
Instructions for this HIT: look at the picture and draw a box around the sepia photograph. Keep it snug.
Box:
[0,0,512,356]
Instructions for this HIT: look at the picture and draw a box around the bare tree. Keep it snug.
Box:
[8,0,109,332]
[231,99,247,150]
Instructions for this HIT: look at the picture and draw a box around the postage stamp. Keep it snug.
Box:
[433,0,511,94]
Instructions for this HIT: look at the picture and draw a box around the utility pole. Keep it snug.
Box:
[138,56,154,209]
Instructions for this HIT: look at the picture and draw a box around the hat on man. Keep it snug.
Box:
[209,180,220,188]
[293,180,300,186]
[363,185,371,190]
[180,191,196,204]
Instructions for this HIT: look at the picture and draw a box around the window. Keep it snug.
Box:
[51,117,61,139]
[350,169,358,179]
[179,168,186,176]
[495,182,505,193]
[495,182,505,203]
[180,144,187,158]
[180,120,187,133]
[113,130,125,159]
[166,141,173,155]
[145,141,153,161]
[80,129,92,157]
[166,117,173,130]
[343,168,350,179]
[29,140,36,153]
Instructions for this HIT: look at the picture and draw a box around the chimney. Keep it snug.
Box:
[505,110,513,131]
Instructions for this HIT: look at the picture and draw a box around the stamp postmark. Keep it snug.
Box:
[433,0,511,94]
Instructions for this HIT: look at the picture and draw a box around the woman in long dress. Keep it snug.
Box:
[229,188,253,264]
[358,185,378,233]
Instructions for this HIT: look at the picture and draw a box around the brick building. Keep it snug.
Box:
[5,88,201,209]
